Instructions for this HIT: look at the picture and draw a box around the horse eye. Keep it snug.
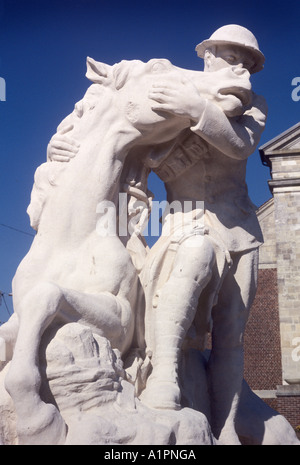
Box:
[151,61,167,73]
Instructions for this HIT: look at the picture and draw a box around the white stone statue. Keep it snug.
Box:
[0,24,299,446]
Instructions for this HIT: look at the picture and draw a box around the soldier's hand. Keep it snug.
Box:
[149,78,206,122]
[47,124,80,162]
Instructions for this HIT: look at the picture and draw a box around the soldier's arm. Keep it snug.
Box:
[190,93,268,160]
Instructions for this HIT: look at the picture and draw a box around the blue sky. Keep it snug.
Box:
[0,0,299,321]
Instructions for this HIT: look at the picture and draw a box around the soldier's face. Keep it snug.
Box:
[205,45,255,73]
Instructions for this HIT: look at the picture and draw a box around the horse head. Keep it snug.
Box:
[194,65,252,117]
[85,56,252,135]
[85,57,193,144]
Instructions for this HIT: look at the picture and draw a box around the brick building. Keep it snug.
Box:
[244,122,300,428]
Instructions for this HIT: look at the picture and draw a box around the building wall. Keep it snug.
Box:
[273,188,300,384]
[243,129,300,430]
[256,198,277,268]
[244,198,282,390]
[244,267,282,390]
[277,396,300,429]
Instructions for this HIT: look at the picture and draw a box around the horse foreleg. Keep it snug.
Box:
[61,288,134,355]
[5,282,67,445]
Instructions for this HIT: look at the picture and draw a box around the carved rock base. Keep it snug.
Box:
[0,322,299,445]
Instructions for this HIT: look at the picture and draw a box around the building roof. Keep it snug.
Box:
[259,122,300,167]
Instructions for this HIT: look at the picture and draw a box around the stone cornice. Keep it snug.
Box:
[259,122,300,167]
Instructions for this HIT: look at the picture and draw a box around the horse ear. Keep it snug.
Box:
[86,57,111,84]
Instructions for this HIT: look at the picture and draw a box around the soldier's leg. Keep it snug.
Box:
[207,248,258,444]
[141,234,216,409]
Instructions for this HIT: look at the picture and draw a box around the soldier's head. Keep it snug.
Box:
[195,24,265,74]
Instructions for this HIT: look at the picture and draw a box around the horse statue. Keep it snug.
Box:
[0,56,252,445]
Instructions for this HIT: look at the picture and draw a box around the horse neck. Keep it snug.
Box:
[75,117,141,197]
[36,118,140,245]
